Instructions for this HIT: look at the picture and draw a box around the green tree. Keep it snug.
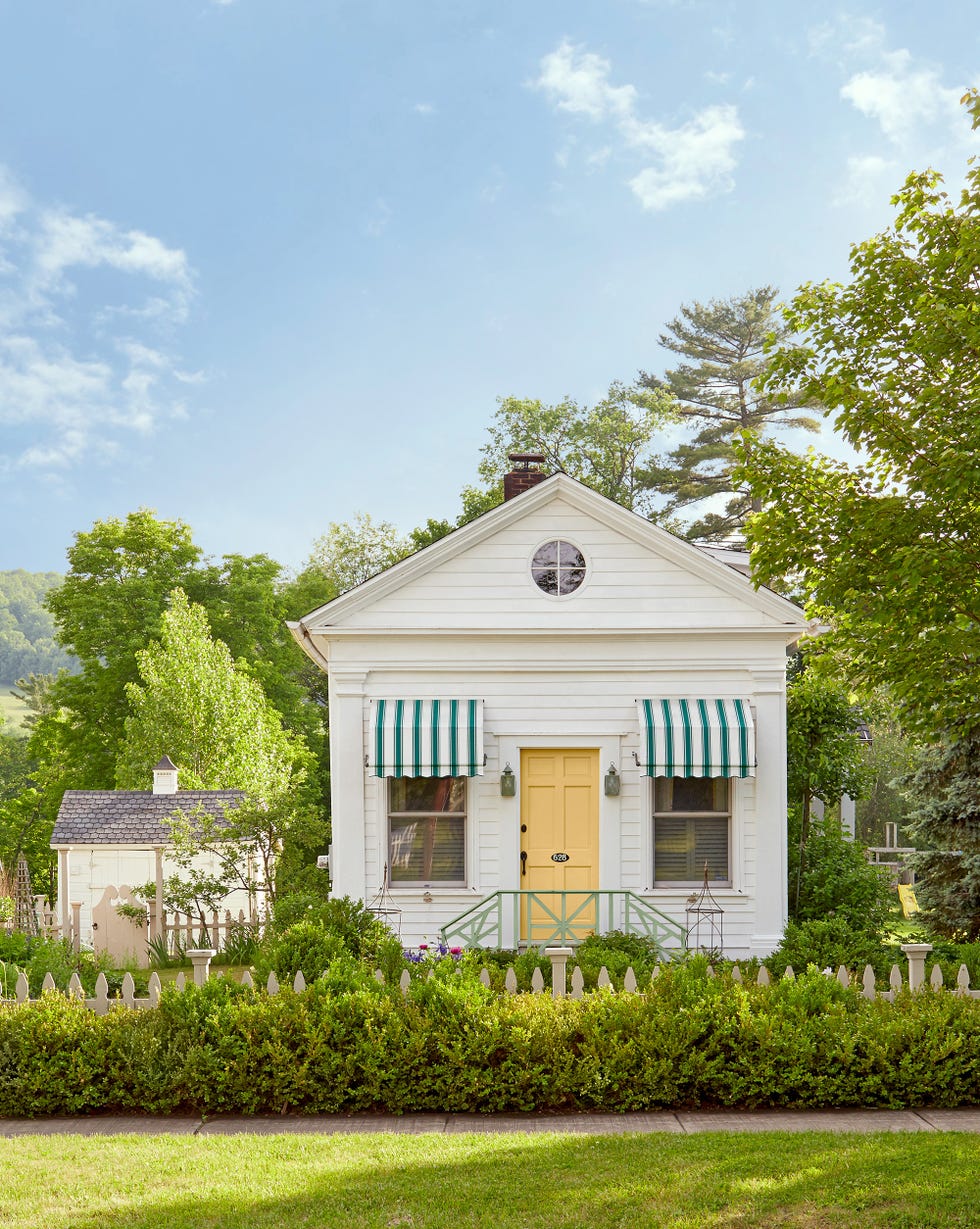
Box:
[0,570,74,682]
[785,667,876,919]
[854,704,920,848]
[42,509,205,791]
[165,792,323,914]
[463,381,677,520]
[11,671,69,731]
[116,589,324,917]
[32,509,326,822]
[905,732,980,939]
[637,287,819,541]
[295,512,411,602]
[741,91,980,738]
[115,589,309,803]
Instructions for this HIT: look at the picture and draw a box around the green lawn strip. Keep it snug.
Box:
[1,1132,978,1229]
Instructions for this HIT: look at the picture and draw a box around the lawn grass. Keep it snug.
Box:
[0,686,28,731]
[2,1132,979,1228]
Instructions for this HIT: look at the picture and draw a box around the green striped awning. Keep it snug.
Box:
[637,698,755,778]
[370,699,484,778]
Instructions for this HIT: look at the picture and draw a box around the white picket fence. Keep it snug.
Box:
[1,942,976,1011]
[157,908,254,956]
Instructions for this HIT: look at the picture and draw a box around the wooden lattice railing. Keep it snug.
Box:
[439,890,687,952]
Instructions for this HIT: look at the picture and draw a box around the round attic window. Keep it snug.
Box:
[531,540,587,596]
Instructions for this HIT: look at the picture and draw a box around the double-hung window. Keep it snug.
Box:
[653,777,731,888]
[388,777,466,886]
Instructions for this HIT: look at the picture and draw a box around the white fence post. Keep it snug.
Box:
[901,943,933,992]
[544,946,573,999]
[186,948,215,987]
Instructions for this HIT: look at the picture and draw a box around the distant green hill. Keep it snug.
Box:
[0,570,75,686]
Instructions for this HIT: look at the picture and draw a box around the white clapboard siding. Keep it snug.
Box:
[338,500,785,631]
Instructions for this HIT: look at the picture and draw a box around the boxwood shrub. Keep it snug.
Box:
[3,963,980,1117]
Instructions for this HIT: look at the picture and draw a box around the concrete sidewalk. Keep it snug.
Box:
[4,1108,980,1135]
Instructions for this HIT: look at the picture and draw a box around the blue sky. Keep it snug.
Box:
[1,2,977,573]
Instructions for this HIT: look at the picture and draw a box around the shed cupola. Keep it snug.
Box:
[152,755,178,795]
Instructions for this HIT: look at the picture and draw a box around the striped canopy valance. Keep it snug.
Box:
[637,698,755,779]
[370,699,484,778]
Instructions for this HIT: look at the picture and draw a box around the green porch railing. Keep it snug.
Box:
[439,891,687,953]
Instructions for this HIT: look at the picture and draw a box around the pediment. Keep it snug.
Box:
[291,476,805,638]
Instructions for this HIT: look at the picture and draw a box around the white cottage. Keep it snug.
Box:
[289,465,807,958]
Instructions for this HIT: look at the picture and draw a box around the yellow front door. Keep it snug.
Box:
[520,749,599,943]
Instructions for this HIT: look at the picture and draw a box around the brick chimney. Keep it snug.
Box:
[503,453,547,500]
[152,755,178,795]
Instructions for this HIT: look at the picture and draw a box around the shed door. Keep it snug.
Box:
[520,749,599,942]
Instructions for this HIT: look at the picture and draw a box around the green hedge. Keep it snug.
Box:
[3,963,980,1117]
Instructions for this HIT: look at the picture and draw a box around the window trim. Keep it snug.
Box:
[527,538,589,600]
[652,776,732,889]
[387,777,468,888]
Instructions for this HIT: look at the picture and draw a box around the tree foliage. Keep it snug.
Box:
[785,666,876,919]
[905,733,980,940]
[30,509,325,827]
[463,381,676,519]
[741,91,980,737]
[115,589,309,803]
[638,287,819,541]
[295,513,411,602]
[0,571,74,683]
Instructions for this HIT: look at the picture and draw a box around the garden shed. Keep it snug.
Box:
[50,757,250,965]
[289,462,807,957]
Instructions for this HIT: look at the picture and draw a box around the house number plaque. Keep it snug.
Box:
[551,852,570,863]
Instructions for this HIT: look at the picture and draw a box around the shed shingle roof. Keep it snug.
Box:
[51,790,245,846]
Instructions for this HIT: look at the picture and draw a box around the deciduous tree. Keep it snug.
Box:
[115,589,309,803]
[463,381,676,519]
[741,91,980,738]
[785,667,874,918]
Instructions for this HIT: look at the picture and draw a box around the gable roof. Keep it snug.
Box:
[51,789,245,847]
[289,472,805,638]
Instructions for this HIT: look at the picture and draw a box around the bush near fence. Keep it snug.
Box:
[5,959,980,1117]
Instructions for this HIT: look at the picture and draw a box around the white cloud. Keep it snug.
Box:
[833,153,897,206]
[810,17,973,150]
[807,18,976,206]
[535,42,637,122]
[413,102,436,116]
[841,49,961,144]
[0,164,198,473]
[628,105,744,210]
[808,15,886,63]
[532,40,744,210]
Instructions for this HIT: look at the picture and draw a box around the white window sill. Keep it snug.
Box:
[641,888,747,898]
[387,888,480,897]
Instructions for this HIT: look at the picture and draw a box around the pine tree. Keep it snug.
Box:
[638,286,819,541]
[905,733,980,940]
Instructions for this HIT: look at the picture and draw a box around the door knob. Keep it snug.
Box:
[520,850,527,877]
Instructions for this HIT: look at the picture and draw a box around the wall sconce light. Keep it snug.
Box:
[500,763,516,796]
[604,763,621,797]
[422,891,433,904]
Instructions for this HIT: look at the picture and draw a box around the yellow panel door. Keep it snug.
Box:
[520,749,599,943]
